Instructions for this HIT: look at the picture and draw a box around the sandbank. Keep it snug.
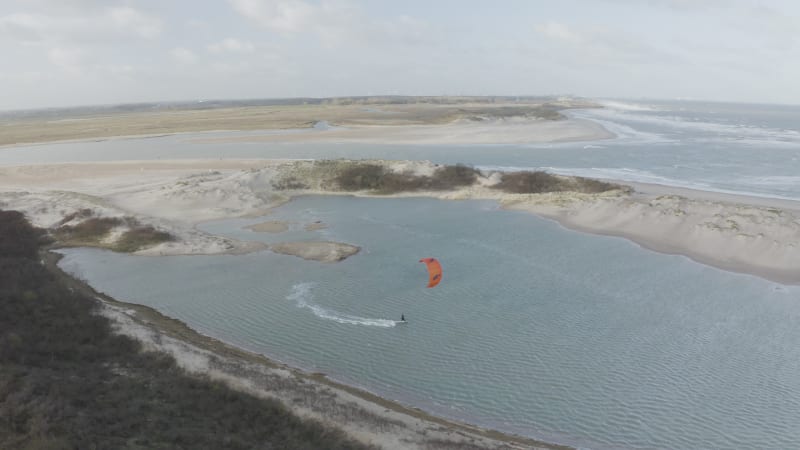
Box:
[0,98,603,147]
[186,117,613,145]
[2,159,799,283]
[504,181,800,284]
[246,220,290,233]
[270,241,360,262]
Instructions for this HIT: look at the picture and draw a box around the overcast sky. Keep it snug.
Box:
[1,0,799,110]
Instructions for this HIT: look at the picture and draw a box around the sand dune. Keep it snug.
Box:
[1,158,799,282]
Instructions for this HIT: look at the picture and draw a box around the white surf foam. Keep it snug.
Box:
[584,105,800,145]
[567,110,669,143]
[287,283,397,327]
[597,100,659,111]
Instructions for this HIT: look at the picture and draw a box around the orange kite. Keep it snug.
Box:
[419,257,443,288]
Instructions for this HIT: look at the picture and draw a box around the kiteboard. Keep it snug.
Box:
[397,320,408,325]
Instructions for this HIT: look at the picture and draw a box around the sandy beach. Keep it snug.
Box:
[503,182,800,285]
[0,98,604,147]
[2,158,798,283]
[2,101,800,449]
[186,116,614,145]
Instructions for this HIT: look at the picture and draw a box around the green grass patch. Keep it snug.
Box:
[51,213,173,252]
[113,225,174,252]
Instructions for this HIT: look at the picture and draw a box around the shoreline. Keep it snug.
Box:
[35,173,799,448]
[0,116,613,150]
[2,158,799,283]
[0,100,605,148]
[44,250,571,450]
[503,180,800,285]
[184,116,614,145]
[0,106,800,449]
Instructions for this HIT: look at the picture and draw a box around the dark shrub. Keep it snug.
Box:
[0,210,44,258]
[114,226,174,252]
[55,217,123,241]
[336,162,481,193]
[577,178,628,193]
[493,171,628,194]
[493,171,565,193]
[54,208,94,227]
[335,164,386,191]
[430,164,480,189]
[272,176,309,190]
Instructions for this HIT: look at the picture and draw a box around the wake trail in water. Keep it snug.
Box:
[287,283,397,327]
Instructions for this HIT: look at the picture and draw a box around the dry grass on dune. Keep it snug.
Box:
[0,99,575,146]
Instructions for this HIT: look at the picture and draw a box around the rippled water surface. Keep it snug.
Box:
[60,196,800,450]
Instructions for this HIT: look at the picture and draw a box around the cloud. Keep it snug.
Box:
[172,47,197,64]
[208,38,256,54]
[47,46,86,72]
[228,0,433,48]
[108,6,162,39]
[532,20,682,67]
[599,0,730,11]
[0,6,162,44]
[228,0,317,33]
[534,21,584,44]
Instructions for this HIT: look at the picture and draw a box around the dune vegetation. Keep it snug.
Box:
[0,209,375,450]
[52,211,174,253]
[492,171,630,194]
[331,162,624,196]
[334,163,479,194]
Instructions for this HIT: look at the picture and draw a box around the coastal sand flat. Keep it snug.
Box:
[0,100,600,146]
[246,220,290,233]
[270,241,360,262]
[187,117,613,145]
[304,221,328,231]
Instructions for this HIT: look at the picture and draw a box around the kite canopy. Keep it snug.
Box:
[419,257,442,288]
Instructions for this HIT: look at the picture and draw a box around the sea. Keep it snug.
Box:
[9,99,800,449]
[3,99,800,200]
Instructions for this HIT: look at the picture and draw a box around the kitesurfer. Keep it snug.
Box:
[401,313,405,322]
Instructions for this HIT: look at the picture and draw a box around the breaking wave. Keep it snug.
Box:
[579,103,800,145]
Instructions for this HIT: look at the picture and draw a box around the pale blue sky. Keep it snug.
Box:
[1,0,799,110]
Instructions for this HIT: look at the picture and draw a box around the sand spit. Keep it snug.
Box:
[2,159,800,282]
[271,241,360,262]
[503,185,800,284]
[0,98,602,147]
[246,220,290,233]
[187,117,613,145]
[305,221,328,231]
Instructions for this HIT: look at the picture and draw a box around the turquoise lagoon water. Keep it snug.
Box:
[59,195,800,450]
